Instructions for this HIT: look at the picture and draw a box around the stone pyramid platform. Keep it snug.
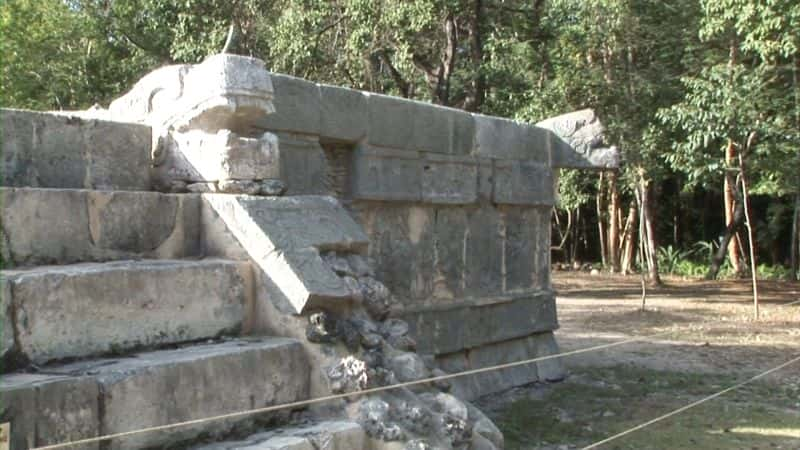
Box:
[1,53,615,450]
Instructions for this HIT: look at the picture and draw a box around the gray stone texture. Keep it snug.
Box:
[4,259,249,364]
[257,73,321,135]
[476,158,494,202]
[0,339,308,450]
[96,54,275,133]
[319,84,369,142]
[492,160,555,206]
[400,292,558,355]
[536,108,621,169]
[353,203,550,303]
[464,206,504,296]
[202,194,368,313]
[1,108,151,190]
[365,95,474,155]
[421,154,478,204]
[204,195,367,253]
[156,130,280,183]
[451,109,477,156]
[527,206,552,290]
[502,208,534,292]
[193,421,365,450]
[276,132,329,195]
[352,146,422,202]
[472,114,549,162]
[353,205,431,301]
[366,94,414,150]
[1,278,13,360]
[0,188,201,267]
[432,207,469,299]
[410,101,451,153]
[0,373,100,450]
[436,332,563,400]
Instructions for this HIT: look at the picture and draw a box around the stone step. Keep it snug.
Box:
[1,259,251,366]
[202,195,369,314]
[1,187,201,268]
[2,108,152,191]
[1,338,309,450]
[191,421,365,450]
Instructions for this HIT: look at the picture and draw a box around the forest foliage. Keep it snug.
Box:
[1,0,798,280]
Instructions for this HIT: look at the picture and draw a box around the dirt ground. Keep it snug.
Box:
[480,272,800,450]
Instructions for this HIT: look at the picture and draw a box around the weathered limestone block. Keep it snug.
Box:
[202,195,368,313]
[473,114,550,163]
[94,339,307,449]
[527,207,553,290]
[1,339,308,450]
[277,133,329,195]
[319,84,369,142]
[1,279,14,361]
[193,420,366,450]
[262,249,354,311]
[155,130,280,183]
[353,205,435,301]
[0,373,100,450]
[536,108,620,169]
[503,208,535,292]
[211,195,367,252]
[366,94,414,150]
[352,146,422,202]
[534,332,567,382]
[0,188,201,267]
[431,207,469,299]
[436,332,564,400]
[464,207,504,296]
[400,292,558,355]
[86,54,281,191]
[108,54,275,132]
[421,154,478,204]
[4,259,249,364]
[450,108,476,156]
[256,73,321,135]
[492,160,554,206]
[410,102,451,153]
[476,157,494,202]
[356,203,550,302]
[366,95,474,155]
[1,108,151,190]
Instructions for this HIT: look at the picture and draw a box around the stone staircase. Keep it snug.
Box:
[0,52,590,449]
[192,421,365,450]
[0,111,325,450]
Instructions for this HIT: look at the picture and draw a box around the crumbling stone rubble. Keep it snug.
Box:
[302,251,504,450]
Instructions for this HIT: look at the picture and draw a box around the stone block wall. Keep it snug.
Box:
[1,109,151,191]
[1,72,567,398]
[254,74,565,398]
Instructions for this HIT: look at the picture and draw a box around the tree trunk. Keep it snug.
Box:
[724,40,744,277]
[621,201,638,274]
[464,0,486,112]
[640,180,662,286]
[791,54,800,281]
[638,190,648,310]
[792,194,799,281]
[608,172,622,273]
[571,208,581,263]
[597,173,608,268]
[707,187,745,280]
[724,141,744,276]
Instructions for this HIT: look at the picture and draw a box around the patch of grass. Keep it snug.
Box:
[492,366,800,449]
